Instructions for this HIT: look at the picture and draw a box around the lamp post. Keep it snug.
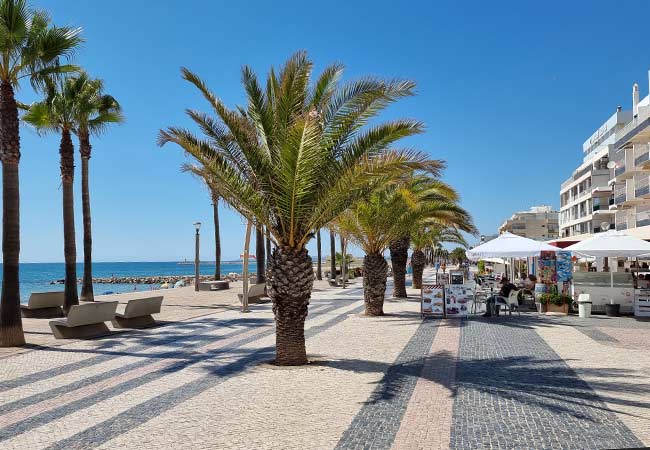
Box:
[194,222,201,291]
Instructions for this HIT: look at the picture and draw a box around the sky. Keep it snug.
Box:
[11,0,650,262]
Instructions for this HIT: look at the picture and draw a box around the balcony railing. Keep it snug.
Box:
[636,151,650,167]
[616,107,650,144]
[616,222,628,231]
[593,204,601,212]
[636,176,650,198]
[615,165,626,177]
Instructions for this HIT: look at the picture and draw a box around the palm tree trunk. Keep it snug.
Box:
[255,224,265,283]
[212,194,221,280]
[315,230,322,280]
[363,252,388,316]
[79,133,94,301]
[329,231,336,279]
[0,80,24,347]
[389,236,410,298]
[267,245,313,365]
[60,129,79,314]
[411,249,426,289]
[265,227,271,261]
[340,236,347,288]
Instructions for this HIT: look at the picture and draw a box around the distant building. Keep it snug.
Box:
[498,206,559,240]
[559,108,631,239]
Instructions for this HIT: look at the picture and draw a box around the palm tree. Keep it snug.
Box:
[24,76,89,313]
[335,177,475,315]
[159,52,429,365]
[256,224,265,283]
[212,192,221,280]
[69,73,122,301]
[411,227,467,289]
[315,230,322,280]
[389,178,462,298]
[183,165,223,280]
[329,231,336,280]
[0,0,82,346]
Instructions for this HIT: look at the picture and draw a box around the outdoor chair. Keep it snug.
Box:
[495,289,521,316]
[238,283,268,304]
[20,291,64,318]
[49,301,118,339]
[111,296,163,329]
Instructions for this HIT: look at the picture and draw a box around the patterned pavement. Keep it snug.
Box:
[2,271,650,449]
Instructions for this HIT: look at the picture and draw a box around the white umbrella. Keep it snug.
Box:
[564,230,650,257]
[467,232,559,260]
[565,230,650,290]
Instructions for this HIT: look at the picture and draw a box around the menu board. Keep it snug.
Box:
[421,284,445,316]
[445,284,472,317]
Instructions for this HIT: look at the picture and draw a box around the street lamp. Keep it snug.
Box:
[194,222,201,291]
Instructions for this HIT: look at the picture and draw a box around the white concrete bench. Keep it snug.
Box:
[238,283,268,304]
[111,296,163,329]
[49,301,118,339]
[21,291,65,318]
[198,280,230,291]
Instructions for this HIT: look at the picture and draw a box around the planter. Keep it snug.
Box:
[546,303,569,314]
[537,303,548,313]
[605,303,620,317]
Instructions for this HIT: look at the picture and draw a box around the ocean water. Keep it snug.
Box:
[5,261,258,303]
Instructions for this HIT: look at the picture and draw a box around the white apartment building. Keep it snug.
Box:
[498,206,559,240]
[609,72,650,238]
[559,108,632,239]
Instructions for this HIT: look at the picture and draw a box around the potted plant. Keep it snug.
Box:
[546,294,571,314]
[537,293,551,313]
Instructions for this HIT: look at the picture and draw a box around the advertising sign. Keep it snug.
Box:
[445,284,472,317]
[421,284,445,317]
[556,251,573,282]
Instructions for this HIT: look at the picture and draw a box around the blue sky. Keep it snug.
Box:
[13,0,650,262]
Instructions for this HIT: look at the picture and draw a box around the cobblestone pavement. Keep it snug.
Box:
[2,270,650,449]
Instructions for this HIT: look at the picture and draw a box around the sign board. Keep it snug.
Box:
[445,284,472,317]
[450,270,464,285]
[421,284,445,317]
[556,251,573,282]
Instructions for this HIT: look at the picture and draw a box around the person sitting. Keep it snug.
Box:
[483,277,517,317]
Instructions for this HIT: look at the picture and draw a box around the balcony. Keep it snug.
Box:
[636,176,650,199]
[615,164,626,178]
[616,221,628,231]
[615,107,650,148]
[636,151,650,168]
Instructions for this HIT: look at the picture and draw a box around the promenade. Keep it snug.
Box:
[2,269,650,449]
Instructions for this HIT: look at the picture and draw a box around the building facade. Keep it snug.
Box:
[559,109,632,238]
[609,72,650,238]
[498,206,559,240]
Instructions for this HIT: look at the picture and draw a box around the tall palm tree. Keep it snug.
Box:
[329,231,336,280]
[159,52,429,365]
[0,0,82,346]
[315,230,322,280]
[23,75,89,313]
[411,226,467,289]
[183,164,223,280]
[69,73,122,301]
[256,224,265,283]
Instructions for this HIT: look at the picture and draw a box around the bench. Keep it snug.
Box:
[238,283,268,304]
[111,296,163,329]
[198,280,230,291]
[328,276,342,287]
[21,291,65,318]
[49,301,118,339]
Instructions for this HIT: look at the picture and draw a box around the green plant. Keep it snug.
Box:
[477,260,485,274]
[538,293,552,305]
[159,51,432,365]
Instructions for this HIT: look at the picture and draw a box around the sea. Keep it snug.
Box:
[8,261,258,303]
